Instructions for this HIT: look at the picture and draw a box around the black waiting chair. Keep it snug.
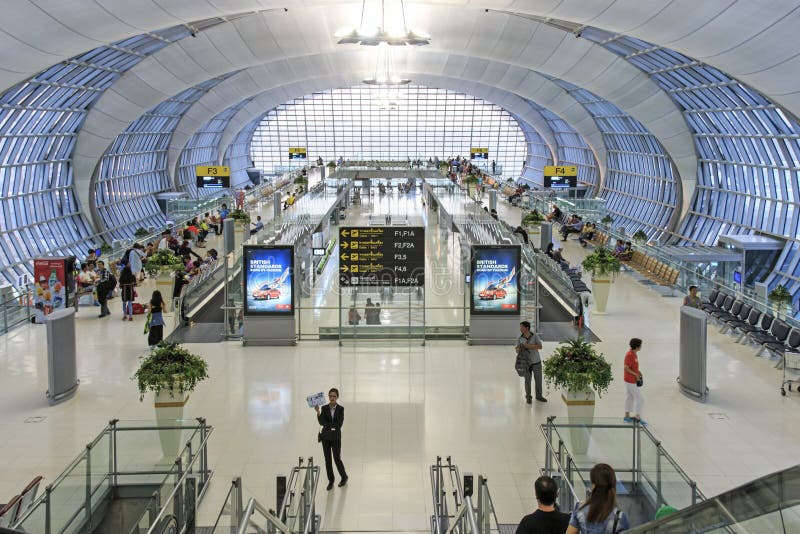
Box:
[704,292,729,315]
[701,288,720,311]
[714,299,743,323]
[750,319,790,352]
[764,328,800,360]
[710,295,735,321]
[721,303,750,334]
[740,313,773,338]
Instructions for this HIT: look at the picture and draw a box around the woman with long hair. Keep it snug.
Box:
[567,463,629,533]
[145,290,165,349]
[119,265,136,321]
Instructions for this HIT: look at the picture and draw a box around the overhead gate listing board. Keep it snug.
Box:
[339,227,425,287]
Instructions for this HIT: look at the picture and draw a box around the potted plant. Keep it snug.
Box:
[543,337,613,453]
[134,227,150,239]
[522,210,546,248]
[600,215,613,229]
[581,247,622,314]
[99,242,113,256]
[769,285,793,313]
[327,161,336,169]
[134,342,209,456]
[144,250,185,278]
[294,175,308,185]
[632,230,648,245]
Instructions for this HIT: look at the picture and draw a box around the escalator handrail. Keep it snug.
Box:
[237,498,290,534]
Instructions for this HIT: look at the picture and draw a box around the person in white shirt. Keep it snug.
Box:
[157,230,171,251]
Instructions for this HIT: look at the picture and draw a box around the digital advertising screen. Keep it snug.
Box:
[196,175,231,189]
[243,245,294,316]
[471,245,521,315]
[544,175,577,189]
[288,147,307,160]
[470,147,489,160]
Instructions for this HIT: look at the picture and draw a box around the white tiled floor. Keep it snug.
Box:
[1,195,799,530]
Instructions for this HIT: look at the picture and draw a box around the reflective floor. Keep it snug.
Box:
[1,194,799,530]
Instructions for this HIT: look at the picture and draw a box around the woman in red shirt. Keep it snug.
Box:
[623,338,645,424]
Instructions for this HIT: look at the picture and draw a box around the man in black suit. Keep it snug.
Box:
[315,388,348,490]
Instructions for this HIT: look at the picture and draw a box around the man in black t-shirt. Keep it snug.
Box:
[516,476,570,534]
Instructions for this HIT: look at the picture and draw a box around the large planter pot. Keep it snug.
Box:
[590,275,613,314]
[561,388,596,456]
[526,224,542,248]
[235,221,248,248]
[156,271,173,313]
[154,387,189,458]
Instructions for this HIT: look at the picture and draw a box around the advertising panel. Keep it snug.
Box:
[470,246,521,315]
[196,175,231,189]
[33,258,68,316]
[243,245,294,316]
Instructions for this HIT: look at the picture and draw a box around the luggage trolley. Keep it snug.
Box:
[780,350,800,396]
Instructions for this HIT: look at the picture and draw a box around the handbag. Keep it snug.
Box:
[636,377,643,387]
[317,430,322,443]
[143,311,152,335]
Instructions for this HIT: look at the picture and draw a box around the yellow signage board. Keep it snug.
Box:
[288,147,308,159]
[195,165,230,176]
[543,165,578,177]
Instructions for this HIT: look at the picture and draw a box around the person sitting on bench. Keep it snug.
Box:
[560,215,583,240]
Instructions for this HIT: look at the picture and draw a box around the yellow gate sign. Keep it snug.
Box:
[195,165,230,176]
[288,147,308,159]
[543,165,578,177]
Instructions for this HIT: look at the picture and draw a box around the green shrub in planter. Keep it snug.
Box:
[99,243,113,255]
[632,230,648,244]
[582,247,622,278]
[543,337,613,397]
[464,174,479,184]
[522,210,546,226]
[144,250,185,277]
[229,209,251,223]
[294,175,308,185]
[134,342,209,400]
[134,227,150,239]
[600,215,613,227]
[769,285,792,307]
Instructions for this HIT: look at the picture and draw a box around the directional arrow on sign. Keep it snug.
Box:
[341,242,349,249]
[341,253,349,261]
[340,265,349,273]
[341,229,349,237]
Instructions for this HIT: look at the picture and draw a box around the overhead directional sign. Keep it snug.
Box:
[338,227,425,287]
[543,165,578,177]
[196,165,230,176]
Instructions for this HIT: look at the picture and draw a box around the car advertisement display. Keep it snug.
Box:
[470,246,520,315]
[243,245,294,315]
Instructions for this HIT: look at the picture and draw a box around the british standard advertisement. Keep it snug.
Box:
[243,245,294,315]
[470,246,521,315]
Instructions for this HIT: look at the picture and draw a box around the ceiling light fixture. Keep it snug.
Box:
[363,44,410,85]
[336,0,430,46]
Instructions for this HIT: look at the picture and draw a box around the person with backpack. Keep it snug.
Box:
[567,464,629,533]
[119,265,136,321]
[516,321,546,404]
[95,260,116,318]
[145,290,165,349]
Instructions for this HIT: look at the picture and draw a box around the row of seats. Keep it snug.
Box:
[587,232,679,287]
[0,476,42,527]
[704,289,800,358]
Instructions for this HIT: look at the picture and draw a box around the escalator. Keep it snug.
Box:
[628,464,800,533]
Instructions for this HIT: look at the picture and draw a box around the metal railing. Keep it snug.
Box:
[210,458,320,534]
[11,418,213,534]
[0,287,31,335]
[430,456,501,534]
[540,416,704,526]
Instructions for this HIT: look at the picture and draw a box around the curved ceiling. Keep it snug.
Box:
[2,1,799,115]
[70,6,696,226]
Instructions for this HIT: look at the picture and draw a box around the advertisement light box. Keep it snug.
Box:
[243,245,294,316]
[470,245,521,315]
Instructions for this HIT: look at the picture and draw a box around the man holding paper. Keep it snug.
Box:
[314,388,348,490]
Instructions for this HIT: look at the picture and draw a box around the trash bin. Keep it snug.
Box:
[45,307,79,405]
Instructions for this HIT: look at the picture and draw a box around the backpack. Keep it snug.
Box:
[515,351,528,377]
[107,272,117,290]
